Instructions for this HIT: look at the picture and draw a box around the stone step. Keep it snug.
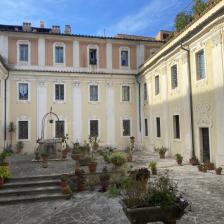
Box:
[0,186,61,197]
[9,173,71,182]
[2,179,61,189]
[0,193,71,205]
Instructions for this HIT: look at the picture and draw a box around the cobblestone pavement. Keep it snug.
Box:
[1,150,224,224]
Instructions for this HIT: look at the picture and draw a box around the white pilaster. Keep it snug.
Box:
[136,80,142,145]
[37,81,47,138]
[182,53,192,160]
[137,44,145,68]
[106,81,115,145]
[73,41,80,68]
[0,35,8,61]
[106,42,112,71]
[38,38,45,66]
[212,33,224,166]
[73,81,82,142]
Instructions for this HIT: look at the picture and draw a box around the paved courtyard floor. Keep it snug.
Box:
[0,150,224,224]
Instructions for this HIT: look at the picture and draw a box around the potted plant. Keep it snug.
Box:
[0,165,10,184]
[198,164,207,173]
[8,121,16,146]
[129,168,150,185]
[175,154,183,165]
[0,152,8,166]
[61,185,72,199]
[76,169,86,192]
[121,173,188,224]
[148,161,157,175]
[61,134,69,159]
[16,141,24,154]
[99,166,110,192]
[204,161,215,170]
[60,174,69,188]
[71,142,81,161]
[0,174,4,187]
[215,167,222,175]
[189,156,199,166]
[155,146,168,159]
[88,136,100,173]
[110,152,127,169]
[41,151,48,168]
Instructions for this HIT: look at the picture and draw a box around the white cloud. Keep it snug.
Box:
[97,0,182,36]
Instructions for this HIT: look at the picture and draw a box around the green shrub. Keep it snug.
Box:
[110,152,127,167]
[0,166,10,179]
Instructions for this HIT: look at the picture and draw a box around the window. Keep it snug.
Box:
[19,44,28,62]
[144,118,148,137]
[89,85,98,102]
[55,46,64,64]
[89,49,97,65]
[121,50,129,67]
[55,84,64,101]
[55,121,65,138]
[173,115,180,139]
[171,65,178,89]
[122,86,130,102]
[122,119,131,136]
[18,121,28,140]
[196,50,205,80]
[144,83,148,101]
[156,117,161,138]
[90,120,99,137]
[155,75,160,95]
[18,83,28,100]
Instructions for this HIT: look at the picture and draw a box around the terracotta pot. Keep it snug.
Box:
[60,181,67,188]
[204,162,215,170]
[151,169,157,175]
[215,168,222,175]
[0,177,4,187]
[189,158,199,166]
[100,181,109,192]
[127,154,132,162]
[159,152,165,159]
[71,154,81,161]
[88,161,97,173]
[177,160,182,165]
[77,183,85,192]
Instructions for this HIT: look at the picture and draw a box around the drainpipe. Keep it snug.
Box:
[181,42,195,158]
[4,70,9,148]
[136,75,141,133]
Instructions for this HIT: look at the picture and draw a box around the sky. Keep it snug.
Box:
[0,0,194,37]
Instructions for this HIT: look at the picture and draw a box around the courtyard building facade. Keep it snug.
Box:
[0,0,224,168]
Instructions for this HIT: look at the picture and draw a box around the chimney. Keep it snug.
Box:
[51,25,60,34]
[22,22,32,32]
[64,25,71,35]
[40,21,45,28]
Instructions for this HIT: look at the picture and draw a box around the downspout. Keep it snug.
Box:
[4,70,9,148]
[136,75,141,132]
[181,42,195,158]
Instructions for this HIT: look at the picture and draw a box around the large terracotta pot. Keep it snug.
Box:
[177,160,182,165]
[159,152,165,159]
[88,161,97,173]
[71,153,81,161]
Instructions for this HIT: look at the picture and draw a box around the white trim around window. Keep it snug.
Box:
[53,82,66,103]
[119,46,130,69]
[120,117,132,137]
[16,116,31,141]
[88,83,100,103]
[53,42,66,66]
[120,84,131,103]
[17,81,31,103]
[87,44,99,68]
[17,40,31,65]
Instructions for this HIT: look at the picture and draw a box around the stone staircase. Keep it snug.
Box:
[0,174,70,205]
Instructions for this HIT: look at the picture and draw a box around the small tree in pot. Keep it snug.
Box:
[110,152,127,169]
[99,166,110,192]
[148,161,157,175]
[155,146,168,159]
[175,154,183,165]
[88,136,100,173]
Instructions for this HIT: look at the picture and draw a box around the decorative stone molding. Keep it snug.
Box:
[38,80,47,87]
[211,33,222,48]
[72,80,80,87]
[195,103,212,127]
[106,81,114,87]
